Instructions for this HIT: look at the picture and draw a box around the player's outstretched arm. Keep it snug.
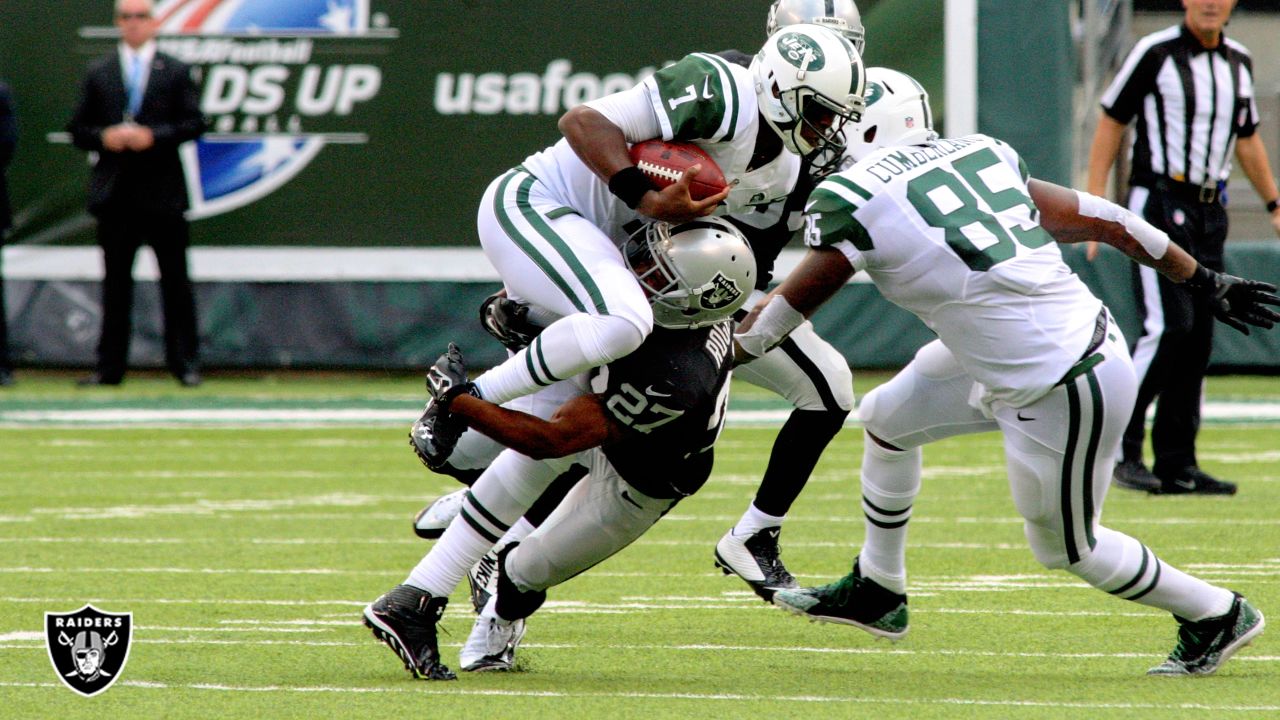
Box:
[734,246,853,362]
[1030,179,1280,335]
[450,393,623,460]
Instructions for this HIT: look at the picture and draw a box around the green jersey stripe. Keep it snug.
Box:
[693,52,739,142]
[494,170,588,315]
[1061,377,1083,565]
[1080,369,1104,552]
[804,187,874,251]
[826,175,873,201]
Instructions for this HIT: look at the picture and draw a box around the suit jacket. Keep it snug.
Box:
[67,49,205,218]
[0,81,15,235]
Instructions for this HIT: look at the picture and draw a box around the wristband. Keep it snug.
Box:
[608,166,653,209]
[1267,198,1279,214]
[735,295,806,359]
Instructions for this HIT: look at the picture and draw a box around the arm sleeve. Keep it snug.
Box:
[584,84,662,144]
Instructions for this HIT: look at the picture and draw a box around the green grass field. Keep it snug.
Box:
[1,372,1277,719]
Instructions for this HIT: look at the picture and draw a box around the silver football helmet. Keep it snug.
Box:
[623,218,755,330]
[847,66,938,162]
[767,0,866,54]
[752,24,866,161]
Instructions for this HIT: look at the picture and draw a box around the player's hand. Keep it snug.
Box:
[637,164,730,223]
[1185,265,1280,335]
[1085,240,1101,261]
[426,343,476,406]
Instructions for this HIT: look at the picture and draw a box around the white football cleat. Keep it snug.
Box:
[459,610,526,672]
[412,488,466,540]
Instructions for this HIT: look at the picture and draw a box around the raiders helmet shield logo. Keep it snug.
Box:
[45,605,133,697]
[698,272,742,310]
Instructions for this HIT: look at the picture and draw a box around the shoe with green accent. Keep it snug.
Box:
[1148,593,1264,677]
[772,560,908,641]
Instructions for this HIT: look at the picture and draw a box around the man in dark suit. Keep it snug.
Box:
[0,79,15,386]
[67,0,206,387]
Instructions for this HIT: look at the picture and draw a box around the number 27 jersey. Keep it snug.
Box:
[804,135,1103,408]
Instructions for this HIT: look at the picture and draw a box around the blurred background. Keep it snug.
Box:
[0,0,1276,375]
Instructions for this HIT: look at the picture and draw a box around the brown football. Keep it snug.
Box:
[627,139,729,201]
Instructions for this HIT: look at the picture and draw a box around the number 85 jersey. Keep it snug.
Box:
[804,134,1104,408]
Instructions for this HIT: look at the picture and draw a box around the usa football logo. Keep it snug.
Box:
[149,0,396,218]
[45,605,133,697]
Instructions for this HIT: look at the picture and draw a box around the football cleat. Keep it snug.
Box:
[362,585,456,681]
[772,560,909,641]
[714,526,798,602]
[1148,592,1264,676]
[459,612,526,672]
[467,549,501,615]
[412,488,467,540]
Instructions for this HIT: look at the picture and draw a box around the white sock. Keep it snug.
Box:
[405,484,526,596]
[857,435,921,595]
[1068,527,1234,621]
[732,503,785,537]
[473,313,646,404]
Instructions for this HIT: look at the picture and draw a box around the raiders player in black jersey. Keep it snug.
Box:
[363,219,755,680]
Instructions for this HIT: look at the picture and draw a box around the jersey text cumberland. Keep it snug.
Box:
[861,136,984,182]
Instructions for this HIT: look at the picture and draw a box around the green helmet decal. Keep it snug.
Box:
[865,80,884,107]
[776,32,826,72]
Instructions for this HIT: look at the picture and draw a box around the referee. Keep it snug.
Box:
[1087,0,1280,495]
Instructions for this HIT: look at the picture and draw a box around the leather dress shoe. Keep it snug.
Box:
[1113,459,1162,493]
[179,370,203,387]
[77,373,122,387]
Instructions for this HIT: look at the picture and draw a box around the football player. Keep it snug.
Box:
[738,68,1276,675]
[709,0,868,603]
[364,219,754,680]
[412,24,865,469]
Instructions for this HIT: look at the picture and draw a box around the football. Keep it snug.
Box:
[627,139,730,201]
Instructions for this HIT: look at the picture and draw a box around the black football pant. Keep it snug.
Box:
[95,212,199,382]
[1121,186,1227,477]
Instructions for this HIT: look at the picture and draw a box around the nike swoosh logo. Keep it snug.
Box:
[1016,412,1035,422]
[701,76,714,99]
[646,385,672,397]
[1173,479,1197,490]
[620,489,643,509]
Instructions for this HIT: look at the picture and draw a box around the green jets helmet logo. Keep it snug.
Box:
[864,81,885,107]
[777,32,825,71]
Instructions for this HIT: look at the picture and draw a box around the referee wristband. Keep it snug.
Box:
[608,166,653,209]
[1267,198,1279,214]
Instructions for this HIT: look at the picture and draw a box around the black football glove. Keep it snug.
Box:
[1184,264,1280,336]
[409,343,480,470]
[479,293,545,352]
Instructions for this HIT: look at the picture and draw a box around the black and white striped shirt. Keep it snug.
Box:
[1100,24,1259,188]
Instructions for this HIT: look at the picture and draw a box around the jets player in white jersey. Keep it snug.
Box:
[736,68,1277,676]
[420,23,864,426]
[710,0,868,605]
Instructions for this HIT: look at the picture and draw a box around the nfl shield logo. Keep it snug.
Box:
[45,605,133,697]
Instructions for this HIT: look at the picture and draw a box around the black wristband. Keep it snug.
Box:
[608,166,653,209]
[1184,263,1215,294]
[1267,198,1279,214]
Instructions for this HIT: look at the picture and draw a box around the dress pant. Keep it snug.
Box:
[94,211,199,381]
[1121,186,1227,476]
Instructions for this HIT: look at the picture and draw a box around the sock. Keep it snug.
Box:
[732,503,785,537]
[1067,527,1234,621]
[473,313,646,404]
[405,478,530,597]
[857,433,921,595]
[751,408,848,516]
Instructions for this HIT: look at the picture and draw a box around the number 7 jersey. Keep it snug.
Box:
[804,134,1104,408]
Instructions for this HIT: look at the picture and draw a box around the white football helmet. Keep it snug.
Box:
[752,24,866,161]
[623,218,755,329]
[767,0,866,55]
[847,66,938,162]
